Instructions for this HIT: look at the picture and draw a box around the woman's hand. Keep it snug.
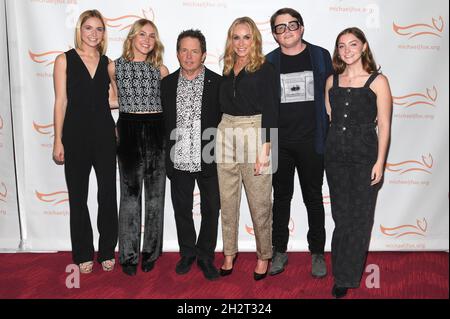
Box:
[254,143,271,176]
[371,161,384,185]
[53,140,65,164]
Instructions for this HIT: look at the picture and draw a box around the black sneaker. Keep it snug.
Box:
[175,256,196,274]
[197,259,220,281]
[269,252,288,276]
[311,253,327,278]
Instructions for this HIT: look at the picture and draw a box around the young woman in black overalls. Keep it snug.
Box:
[324,27,392,298]
[52,10,118,274]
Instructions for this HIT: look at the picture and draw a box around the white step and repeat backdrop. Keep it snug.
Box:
[0,0,20,249]
[0,0,448,252]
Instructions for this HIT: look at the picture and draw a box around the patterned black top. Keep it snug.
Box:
[115,57,162,113]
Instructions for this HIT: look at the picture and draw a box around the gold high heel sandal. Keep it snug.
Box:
[101,259,115,272]
[79,261,94,274]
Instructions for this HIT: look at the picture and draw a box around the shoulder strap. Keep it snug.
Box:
[364,72,379,88]
[333,73,339,87]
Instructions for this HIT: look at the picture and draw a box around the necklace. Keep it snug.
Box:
[343,73,369,86]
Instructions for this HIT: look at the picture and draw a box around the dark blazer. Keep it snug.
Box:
[161,67,222,178]
[266,40,333,154]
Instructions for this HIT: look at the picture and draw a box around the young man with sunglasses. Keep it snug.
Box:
[266,8,333,278]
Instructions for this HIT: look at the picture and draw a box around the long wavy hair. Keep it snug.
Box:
[74,9,108,55]
[222,17,265,76]
[332,27,378,74]
[122,19,164,67]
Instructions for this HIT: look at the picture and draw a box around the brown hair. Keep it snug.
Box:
[270,7,304,31]
[332,27,378,74]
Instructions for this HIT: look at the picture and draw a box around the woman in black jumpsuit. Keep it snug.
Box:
[52,10,118,274]
[324,27,392,298]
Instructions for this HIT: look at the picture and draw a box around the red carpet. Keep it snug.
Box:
[0,252,447,299]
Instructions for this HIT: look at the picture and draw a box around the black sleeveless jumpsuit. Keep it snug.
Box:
[62,49,118,265]
[325,72,380,288]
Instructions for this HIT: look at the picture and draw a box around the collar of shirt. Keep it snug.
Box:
[179,66,205,83]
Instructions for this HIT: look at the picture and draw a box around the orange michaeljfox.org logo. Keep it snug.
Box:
[0,182,7,203]
[29,49,66,67]
[393,16,444,39]
[385,153,433,175]
[380,218,427,238]
[246,218,295,236]
[256,20,271,34]
[393,86,438,108]
[103,8,155,31]
[205,50,222,67]
[35,190,69,206]
[33,121,54,137]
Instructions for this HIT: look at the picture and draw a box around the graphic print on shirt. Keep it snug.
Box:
[280,71,314,103]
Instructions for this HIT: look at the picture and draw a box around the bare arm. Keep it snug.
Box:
[160,65,169,79]
[371,74,392,185]
[108,60,119,109]
[325,75,333,121]
[52,53,67,164]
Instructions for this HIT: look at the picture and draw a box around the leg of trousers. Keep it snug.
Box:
[142,146,166,262]
[171,171,196,258]
[65,147,94,265]
[65,134,117,264]
[272,145,296,253]
[218,163,273,260]
[118,114,165,265]
[326,162,378,288]
[272,142,326,254]
[217,114,273,260]
[241,164,273,260]
[196,174,220,260]
[171,171,220,260]
[295,142,326,254]
[92,136,118,263]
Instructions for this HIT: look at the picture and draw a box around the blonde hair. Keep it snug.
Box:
[222,17,265,76]
[122,19,164,68]
[74,9,108,55]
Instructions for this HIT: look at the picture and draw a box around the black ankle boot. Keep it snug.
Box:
[331,284,348,298]
[122,264,137,276]
[141,253,155,272]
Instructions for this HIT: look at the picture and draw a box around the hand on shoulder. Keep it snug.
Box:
[160,65,169,79]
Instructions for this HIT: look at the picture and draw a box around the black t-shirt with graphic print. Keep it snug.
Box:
[279,46,316,143]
